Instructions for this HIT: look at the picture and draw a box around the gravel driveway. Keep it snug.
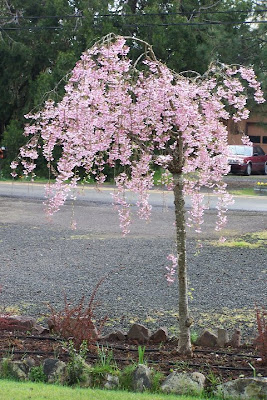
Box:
[0,190,266,339]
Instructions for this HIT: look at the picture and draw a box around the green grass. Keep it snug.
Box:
[229,188,256,196]
[0,380,221,400]
[209,230,267,249]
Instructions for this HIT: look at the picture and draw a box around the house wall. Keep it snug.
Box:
[228,114,267,153]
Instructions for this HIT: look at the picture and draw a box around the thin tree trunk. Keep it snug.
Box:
[173,172,192,356]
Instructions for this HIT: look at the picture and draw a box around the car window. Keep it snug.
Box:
[228,146,253,156]
[253,145,265,156]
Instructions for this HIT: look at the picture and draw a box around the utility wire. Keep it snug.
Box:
[0,8,267,20]
[125,20,267,27]
[1,19,267,31]
[99,8,267,17]
[0,26,63,31]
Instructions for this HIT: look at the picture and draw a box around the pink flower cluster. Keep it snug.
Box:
[12,36,264,243]
[166,253,178,283]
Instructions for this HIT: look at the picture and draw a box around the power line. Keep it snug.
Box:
[0,8,267,21]
[1,19,267,31]
[99,8,267,17]
[0,26,63,31]
[125,20,267,27]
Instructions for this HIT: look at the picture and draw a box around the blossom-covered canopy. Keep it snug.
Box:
[12,35,264,240]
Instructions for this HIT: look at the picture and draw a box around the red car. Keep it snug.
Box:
[228,145,267,175]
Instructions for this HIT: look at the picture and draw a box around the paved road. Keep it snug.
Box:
[0,180,266,338]
[0,180,267,212]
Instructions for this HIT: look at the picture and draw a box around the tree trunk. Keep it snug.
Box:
[173,172,192,356]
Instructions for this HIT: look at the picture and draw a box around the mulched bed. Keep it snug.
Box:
[0,331,266,384]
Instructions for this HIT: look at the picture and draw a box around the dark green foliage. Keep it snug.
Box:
[0,358,13,379]
[1,0,266,178]
[66,340,88,385]
[29,365,47,383]
[119,364,136,391]
[0,120,26,178]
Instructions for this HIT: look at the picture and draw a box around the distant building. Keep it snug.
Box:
[228,111,267,153]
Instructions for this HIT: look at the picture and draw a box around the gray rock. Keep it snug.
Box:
[79,359,93,388]
[0,360,29,381]
[228,329,241,348]
[161,371,205,395]
[43,358,67,384]
[127,323,150,343]
[150,327,168,343]
[217,328,229,347]
[24,358,36,368]
[102,330,126,342]
[79,370,92,388]
[132,364,152,392]
[196,329,218,347]
[103,374,120,389]
[215,377,267,400]
[32,324,49,335]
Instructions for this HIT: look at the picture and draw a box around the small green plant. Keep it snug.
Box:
[172,360,190,372]
[89,344,119,388]
[150,370,165,393]
[66,340,88,385]
[90,363,120,388]
[205,370,222,397]
[119,364,136,391]
[96,344,114,368]
[248,362,256,378]
[0,357,13,379]
[29,365,47,383]
[138,346,146,364]
[190,330,198,344]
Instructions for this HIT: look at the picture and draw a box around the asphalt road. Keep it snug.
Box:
[0,179,266,338]
[0,179,267,212]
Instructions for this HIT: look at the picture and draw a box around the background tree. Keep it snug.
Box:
[12,35,264,355]
[1,0,266,176]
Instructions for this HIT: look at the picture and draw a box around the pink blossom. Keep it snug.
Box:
[11,36,265,251]
[166,254,178,283]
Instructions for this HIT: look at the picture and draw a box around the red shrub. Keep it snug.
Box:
[48,277,107,348]
[255,305,267,365]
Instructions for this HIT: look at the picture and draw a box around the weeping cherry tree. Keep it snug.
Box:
[11,33,264,355]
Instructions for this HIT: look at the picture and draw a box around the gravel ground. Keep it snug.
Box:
[0,190,266,339]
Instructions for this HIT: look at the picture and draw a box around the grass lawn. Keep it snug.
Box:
[229,188,256,196]
[0,379,221,400]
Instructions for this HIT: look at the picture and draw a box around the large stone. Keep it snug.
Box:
[43,358,67,384]
[0,360,29,380]
[32,324,49,335]
[217,328,229,347]
[228,329,241,348]
[103,374,120,390]
[127,324,150,343]
[150,327,168,343]
[196,329,218,347]
[0,315,36,331]
[79,358,93,388]
[102,330,126,342]
[215,377,267,400]
[132,364,152,392]
[161,371,205,395]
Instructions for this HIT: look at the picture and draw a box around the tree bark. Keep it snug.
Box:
[173,172,192,356]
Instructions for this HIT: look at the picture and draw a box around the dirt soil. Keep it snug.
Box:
[0,330,266,386]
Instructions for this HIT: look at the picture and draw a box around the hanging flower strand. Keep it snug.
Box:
[12,34,264,236]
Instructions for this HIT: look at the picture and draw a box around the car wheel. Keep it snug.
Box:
[245,163,252,176]
[263,163,267,175]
